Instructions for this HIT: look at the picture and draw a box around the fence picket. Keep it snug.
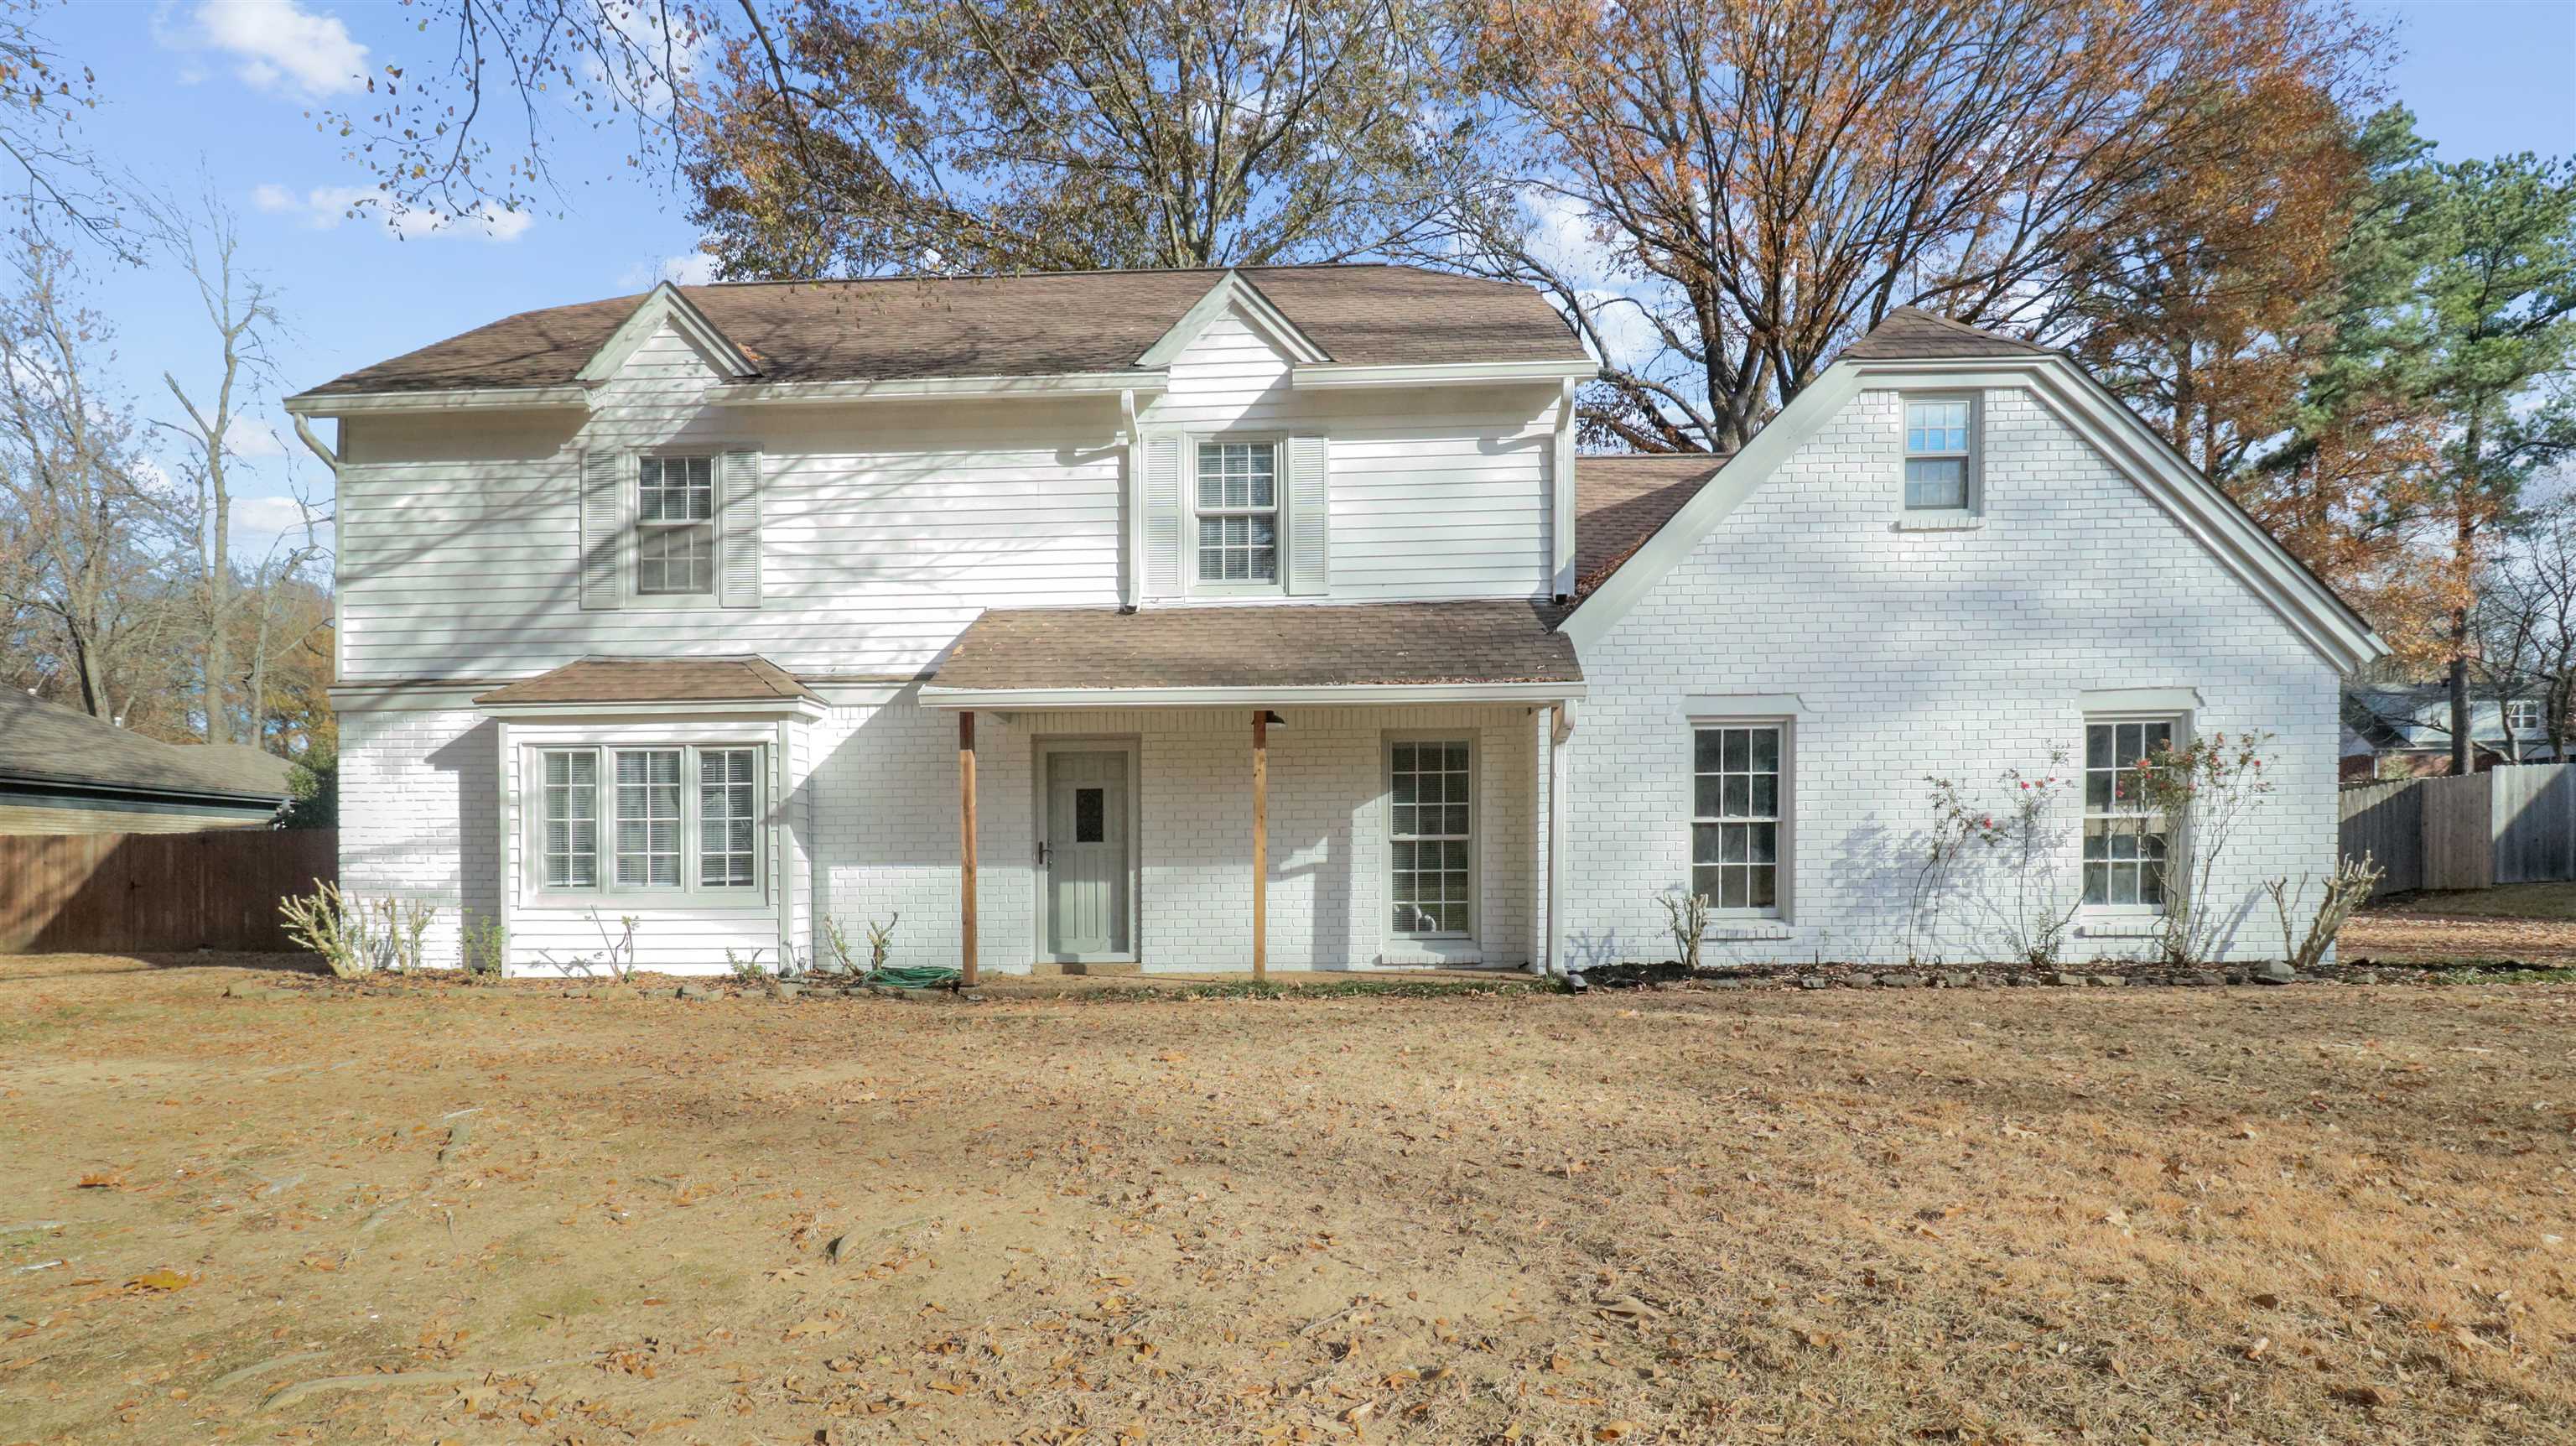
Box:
[0,830,337,954]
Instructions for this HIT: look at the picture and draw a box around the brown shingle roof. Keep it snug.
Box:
[0,693,300,801]
[931,601,1581,693]
[474,656,823,707]
[1837,305,2050,362]
[1572,453,1733,598]
[296,264,1584,398]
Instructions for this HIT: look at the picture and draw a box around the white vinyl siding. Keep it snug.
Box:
[334,308,1558,681]
[1691,725,1782,913]
[2083,718,2174,909]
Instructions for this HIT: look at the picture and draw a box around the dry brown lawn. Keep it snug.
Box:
[2,954,2572,1445]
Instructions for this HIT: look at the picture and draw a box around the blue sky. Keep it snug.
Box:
[41,0,2576,556]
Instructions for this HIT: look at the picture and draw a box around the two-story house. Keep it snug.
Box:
[287,265,2387,976]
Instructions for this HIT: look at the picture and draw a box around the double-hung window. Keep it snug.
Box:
[1903,398,1975,512]
[533,742,765,899]
[1196,440,1279,585]
[2082,719,2174,908]
[636,455,716,597]
[1389,739,1472,937]
[1691,725,1783,913]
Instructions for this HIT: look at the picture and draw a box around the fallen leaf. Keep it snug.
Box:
[1595,1423,1639,1442]
[127,1270,196,1293]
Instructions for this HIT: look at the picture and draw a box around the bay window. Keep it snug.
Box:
[532,742,766,900]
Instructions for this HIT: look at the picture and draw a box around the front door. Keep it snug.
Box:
[1045,750,1130,956]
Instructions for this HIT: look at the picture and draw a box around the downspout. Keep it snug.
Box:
[290,411,348,706]
[292,414,339,473]
[1545,700,1574,976]
[1119,388,1142,612]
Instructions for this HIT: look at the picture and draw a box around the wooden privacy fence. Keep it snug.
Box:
[0,829,336,954]
[2338,763,2576,897]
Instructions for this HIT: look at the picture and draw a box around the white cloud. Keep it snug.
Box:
[617,252,721,289]
[253,183,534,243]
[192,1,370,96]
[234,494,323,536]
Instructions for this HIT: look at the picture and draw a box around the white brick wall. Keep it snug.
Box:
[337,706,500,968]
[1563,384,2342,967]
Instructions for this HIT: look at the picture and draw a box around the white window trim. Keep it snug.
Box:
[1382,731,1479,956]
[2080,710,2189,918]
[2505,700,2543,732]
[1188,433,1286,596]
[1898,392,1981,523]
[1688,715,1793,922]
[520,737,773,910]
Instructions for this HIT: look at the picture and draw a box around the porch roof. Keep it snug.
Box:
[921,600,1583,708]
[474,655,824,709]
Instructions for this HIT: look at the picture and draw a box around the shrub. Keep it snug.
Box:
[278,884,432,979]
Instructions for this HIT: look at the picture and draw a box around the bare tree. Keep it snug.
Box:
[0,231,186,723]
[144,183,288,744]
[1454,0,2380,452]
[2475,497,2576,764]
[0,1,127,256]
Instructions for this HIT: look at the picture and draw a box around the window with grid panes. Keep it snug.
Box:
[697,747,760,888]
[539,750,598,888]
[1195,440,1278,583]
[1389,740,1472,935]
[2083,719,2174,907]
[1691,726,1782,912]
[1903,398,1973,511]
[636,455,715,596]
[614,748,685,887]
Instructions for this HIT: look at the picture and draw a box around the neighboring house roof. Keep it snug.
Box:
[0,692,299,803]
[293,264,1583,398]
[1571,454,1732,599]
[474,656,823,707]
[928,601,1581,694]
[2342,683,2554,752]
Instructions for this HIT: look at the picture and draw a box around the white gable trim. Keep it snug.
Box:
[576,282,759,384]
[1559,355,2388,674]
[1135,270,1332,367]
[708,371,1164,405]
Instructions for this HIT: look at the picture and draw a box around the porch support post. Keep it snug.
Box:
[1251,710,1268,981]
[958,710,979,986]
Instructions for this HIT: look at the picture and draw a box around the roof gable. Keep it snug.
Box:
[576,283,760,384]
[1561,339,2387,674]
[1135,271,1330,367]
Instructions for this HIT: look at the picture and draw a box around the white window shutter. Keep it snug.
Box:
[1142,432,1182,598]
[720,447,763,609]
[579,449,623,611]
[1285,434,1330,596]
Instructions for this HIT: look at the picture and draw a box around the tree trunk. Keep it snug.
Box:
[2451,416,2483,775]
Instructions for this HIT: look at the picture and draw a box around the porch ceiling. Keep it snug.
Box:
[920,599,1582,709]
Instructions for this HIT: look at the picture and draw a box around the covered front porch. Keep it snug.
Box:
[920,601,1584,979]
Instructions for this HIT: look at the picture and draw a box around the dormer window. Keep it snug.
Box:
[637,455,716,596]
[1903,398,1975,512]
[1195,440,1279,585]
